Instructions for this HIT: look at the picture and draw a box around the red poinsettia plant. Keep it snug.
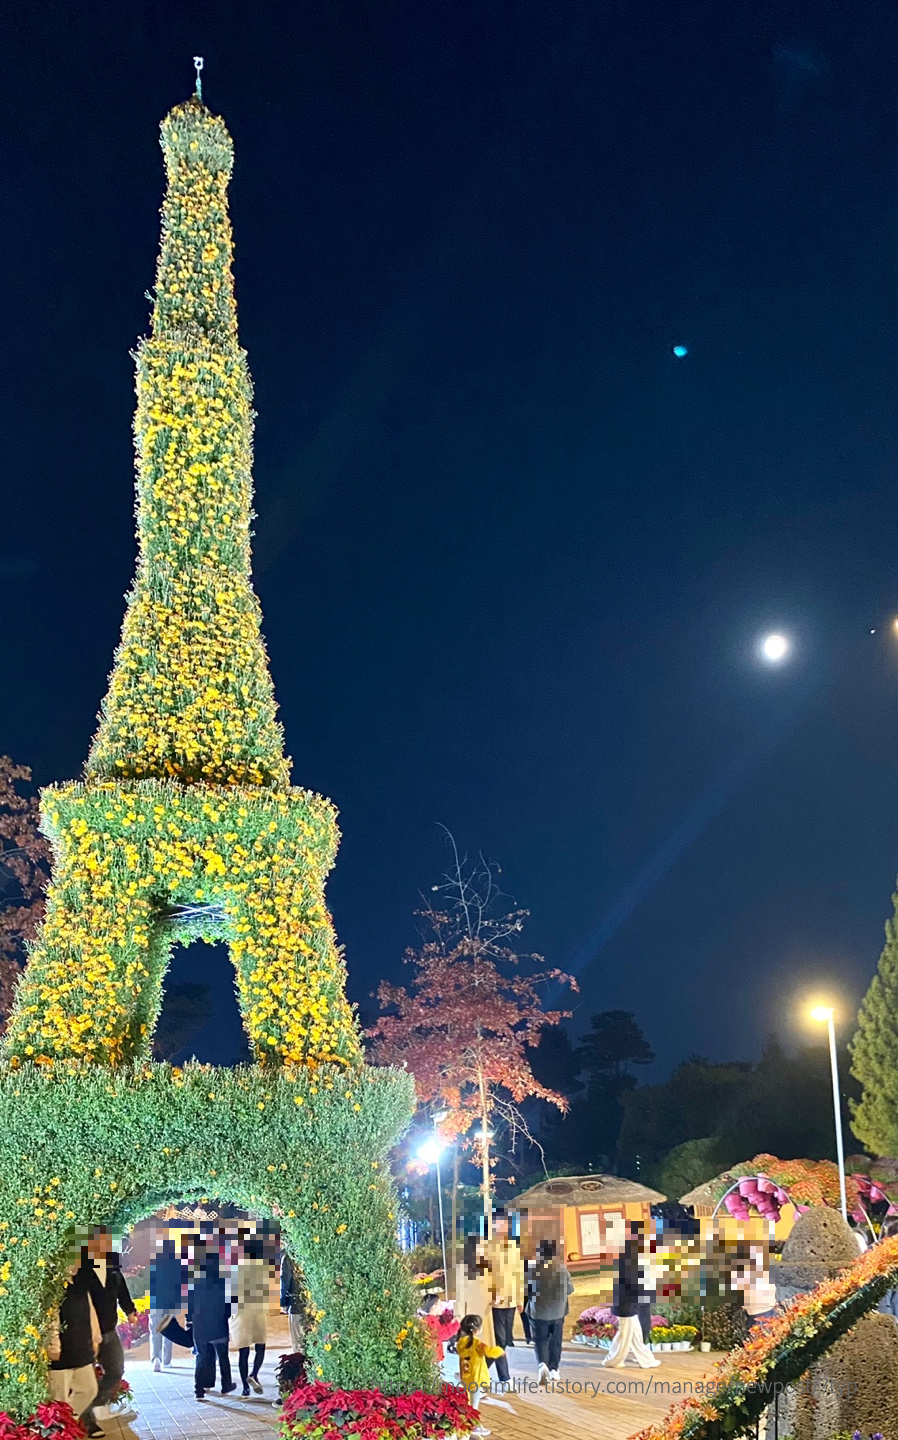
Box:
[93,1370,131,1406]
[0,1401,85,1440]
[280,1381,478,1440]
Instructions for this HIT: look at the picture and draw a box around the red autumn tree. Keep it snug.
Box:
[369,836,577,1225]
[0,757,51,1028]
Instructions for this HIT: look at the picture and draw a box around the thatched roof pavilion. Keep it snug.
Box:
[510,1175,666,1271]
[515,1175,666,1207]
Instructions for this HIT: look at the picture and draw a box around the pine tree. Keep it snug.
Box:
[851,892,898,1153]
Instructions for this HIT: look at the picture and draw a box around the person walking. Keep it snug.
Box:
[48,1261,106,1435]
[525,1239,573,1385]
[80,1228,138,1434]
[232,1232,268,1395]
[149,1236,186,1371]
[279,1253,307,1353]
[603,1221,660,1369]
[638,1230,658,1343]
[484,1210,524,1370]
[455,1313,505,1438]
[189,1244,234,1400]
[455,1235,495,1346]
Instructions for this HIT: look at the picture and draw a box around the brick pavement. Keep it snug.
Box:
[101,1332,717,1440]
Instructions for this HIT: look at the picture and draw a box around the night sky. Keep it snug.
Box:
[3,0,898,1070]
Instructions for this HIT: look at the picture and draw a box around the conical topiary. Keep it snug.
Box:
[851,891,898,1155]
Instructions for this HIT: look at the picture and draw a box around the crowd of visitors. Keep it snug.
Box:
[49,1203,807,1434]
[438,1206,578,1432]
[48,1222,290,1431]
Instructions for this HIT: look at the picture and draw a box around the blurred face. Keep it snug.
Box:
[88,1230,112,1259]
[493,1215,508,1239]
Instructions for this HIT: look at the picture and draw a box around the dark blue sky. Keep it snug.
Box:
[2,0,898,1070]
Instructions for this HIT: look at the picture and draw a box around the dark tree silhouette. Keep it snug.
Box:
[0,758,51,1028]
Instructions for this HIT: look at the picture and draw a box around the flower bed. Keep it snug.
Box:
[573,1306,669,1348]
[0,1401,85,1440]
[632,1234,898,1440]
[650,1326,698,1351]
[280,1382,478,1440]
[413,1271,446,1292]
[116,1312,149,1351]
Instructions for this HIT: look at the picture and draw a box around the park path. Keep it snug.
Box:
[103,1330,716,1440]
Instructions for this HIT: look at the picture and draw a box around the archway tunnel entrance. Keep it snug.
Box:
[0,1060,433,1417]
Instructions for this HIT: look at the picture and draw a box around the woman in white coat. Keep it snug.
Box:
[231,1233,269,1395]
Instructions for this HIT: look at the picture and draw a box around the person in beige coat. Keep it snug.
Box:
[230,1233,269,1396]
[484,1210,525,1366]
[455,1235,495,1347]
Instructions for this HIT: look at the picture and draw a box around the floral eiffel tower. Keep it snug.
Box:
[5,97,360,1072]
[0,93,432,1420]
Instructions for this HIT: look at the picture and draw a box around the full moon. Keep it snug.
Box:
[760,632,789,663]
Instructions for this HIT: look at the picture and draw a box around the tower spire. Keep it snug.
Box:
[86,98,290,789]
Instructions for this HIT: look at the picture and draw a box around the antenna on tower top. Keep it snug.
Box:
[193,56,204,102]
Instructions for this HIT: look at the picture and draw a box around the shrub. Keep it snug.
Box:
[700,1301,751,1352]
[659,1297,703,1330]
[275,1353,309,1398]
[405,1246,443,1276]
[279,1381,478,1440]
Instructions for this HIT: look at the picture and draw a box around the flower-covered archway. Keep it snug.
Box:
[0,1062,433,1415]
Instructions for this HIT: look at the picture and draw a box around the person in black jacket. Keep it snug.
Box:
[602,1221,660,1370]
[48,1262,107,1430]
[188,1243,234,1401]
[80,1228,138,1435]
[280,1253,306,1353]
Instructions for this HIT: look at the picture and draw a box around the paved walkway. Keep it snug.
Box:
[102,1332,717,1440]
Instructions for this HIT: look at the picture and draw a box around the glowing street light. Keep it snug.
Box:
[760,632,790,663]
[416,1139,443,1166]
[810,1004,847,1221]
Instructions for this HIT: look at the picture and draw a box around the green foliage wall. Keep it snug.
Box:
[0,1063,436,1417]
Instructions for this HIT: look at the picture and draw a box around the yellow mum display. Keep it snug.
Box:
[4,98,360,1069]
[0,90,432,1425]
[88,99,287,788]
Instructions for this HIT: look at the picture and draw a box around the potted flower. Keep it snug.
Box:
[669,1325,698,1351]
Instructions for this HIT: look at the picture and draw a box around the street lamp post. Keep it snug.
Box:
[811,1006,848,1221]
[417,1127,449,1288]
[429,1145,447,1287]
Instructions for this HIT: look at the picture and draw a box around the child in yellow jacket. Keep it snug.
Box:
[455,1313,505,1437]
